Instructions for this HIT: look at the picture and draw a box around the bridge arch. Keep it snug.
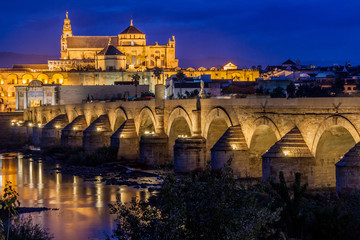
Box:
[248,116,281,177]
[312,115,359,187]
[166,106,193,136]
[137,106,156,136]
[311,115,360,155]
[204,107,234,152]
[167,106,193,158]
[112,107,128,131]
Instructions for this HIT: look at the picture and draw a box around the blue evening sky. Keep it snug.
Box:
[1,0,359,67]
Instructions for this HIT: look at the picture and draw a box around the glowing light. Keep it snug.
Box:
[231,144,237,150]
[55,125,60,129]
[96,127,101,131]
[283,150,290,156]
[22,80,26,84]
[178,134,188,138]
[144,131,150,135]
[28,123,33,127]
[73,127,78,130]
[59,79,64,84]
[38,123,42,128]
[120,134,124,138]
[0,81,3,84]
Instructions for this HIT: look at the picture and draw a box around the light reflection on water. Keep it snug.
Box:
[0,152,153,240]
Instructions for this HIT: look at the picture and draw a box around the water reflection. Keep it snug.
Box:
[0,152,154,240]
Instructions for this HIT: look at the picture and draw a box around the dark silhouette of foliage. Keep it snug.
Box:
[270,87,286,98]
[286,82,296,98]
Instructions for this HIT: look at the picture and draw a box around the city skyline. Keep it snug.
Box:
[1,0,360,67]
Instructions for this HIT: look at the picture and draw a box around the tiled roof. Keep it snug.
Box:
[120,25,144,34]
[97,45,124,56]
[67,36,118,48]
[282,59,296,65]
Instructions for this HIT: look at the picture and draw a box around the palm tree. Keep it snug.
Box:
[176,70,185,98]
[132,73,140,98]
[153,67,163,84]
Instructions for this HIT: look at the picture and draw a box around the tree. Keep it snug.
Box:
[286,82,296,98]
[131,73,140,98]
[255,86,264,95]
[108,167,281,240]
[331,75,345,95]
[176,70,185,98]
[153,67,163,84]
[270,87,286,98]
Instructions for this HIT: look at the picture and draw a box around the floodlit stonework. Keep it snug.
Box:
[19,96,360,189]
[61,12,178,69]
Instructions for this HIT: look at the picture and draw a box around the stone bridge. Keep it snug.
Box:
[20,86,360,191]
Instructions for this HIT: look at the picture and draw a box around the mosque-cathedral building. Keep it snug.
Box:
[0,12,259,111]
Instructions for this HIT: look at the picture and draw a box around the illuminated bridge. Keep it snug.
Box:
[19,86,360,191]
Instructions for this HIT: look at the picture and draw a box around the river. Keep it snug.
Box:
[0,152,154,240]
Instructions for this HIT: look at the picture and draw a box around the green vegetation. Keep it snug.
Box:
[0,181,53,240]
[108,167,360,240]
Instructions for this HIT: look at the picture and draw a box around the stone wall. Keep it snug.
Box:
[0,112,23,149]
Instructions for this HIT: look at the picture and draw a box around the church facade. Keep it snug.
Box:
[60,12,178,69]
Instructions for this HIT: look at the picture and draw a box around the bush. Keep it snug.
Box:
[108,167,282,240]
[6,216,53,240]
[108,168,360,240]
[0,182,53,240]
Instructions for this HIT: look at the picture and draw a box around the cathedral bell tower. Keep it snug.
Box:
[60,11,73,59]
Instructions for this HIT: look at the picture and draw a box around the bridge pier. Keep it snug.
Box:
[336,143,360,192]
[11,121,27,146]
[83,114,112,152]
[140,134,169,165]
[140,84,169,165]
[262,127,316,187]
[174,137,206,172]
[174,100,207,172]
[26,122,34,145]
[61,115,87,148]
[211,125,250,177]
[33,124,43,148]
[40,114,69,150]
[111,119,139,161]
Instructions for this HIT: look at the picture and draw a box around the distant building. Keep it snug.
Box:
[165,75,230,99]
[15,80,149,110]
[61,12,178,69]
